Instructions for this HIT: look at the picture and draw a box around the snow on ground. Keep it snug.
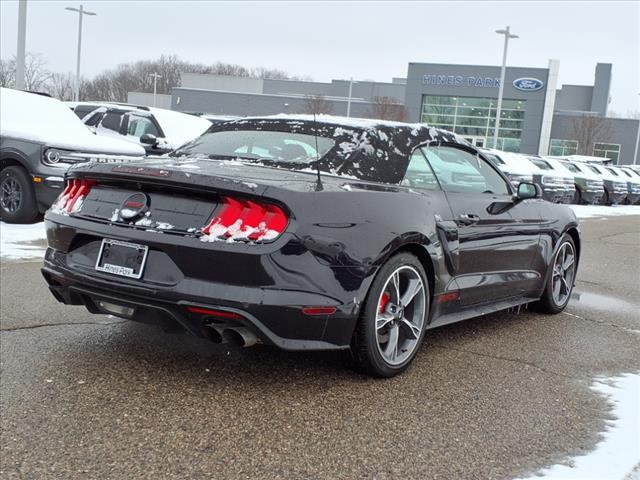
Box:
[516,373,640,480]
[570,205,640,219]
[0,222,47,259]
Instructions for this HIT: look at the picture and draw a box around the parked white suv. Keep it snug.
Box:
[481,148,565,203]
[68,102,211,155]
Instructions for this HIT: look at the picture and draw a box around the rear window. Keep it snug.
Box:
[173,130,335,165]
[529,158,554,170]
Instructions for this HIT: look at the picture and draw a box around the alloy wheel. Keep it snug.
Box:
[1,177,22,214]
[375,266,426,366]
[552,242,575,306]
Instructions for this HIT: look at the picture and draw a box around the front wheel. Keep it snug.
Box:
[0,166,38,224]
[351,253,429,377]
[532,235,577,314]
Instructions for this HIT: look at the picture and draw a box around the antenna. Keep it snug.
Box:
[313,113,323,191]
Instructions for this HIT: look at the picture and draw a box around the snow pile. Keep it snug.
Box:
[516,373,640,480]
[0,221,47,259]
[570,205,640,219]
[0,88,144,156]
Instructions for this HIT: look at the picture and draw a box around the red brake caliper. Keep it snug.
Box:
[378,292,390,314]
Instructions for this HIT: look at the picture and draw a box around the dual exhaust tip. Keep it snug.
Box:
[204,324,258,348]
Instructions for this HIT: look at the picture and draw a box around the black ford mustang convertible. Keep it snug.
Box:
[42,116,580,377]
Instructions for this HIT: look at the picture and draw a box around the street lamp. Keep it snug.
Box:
[148,72,162,107]
[15,0,27,90]
[65,4,96,101]
[493,26,518,149]
[346,77,354,117]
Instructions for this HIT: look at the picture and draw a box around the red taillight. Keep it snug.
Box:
[302,307,337,316]
[186,306,243,320]
[202,196,288,243]
[52,178,96,215]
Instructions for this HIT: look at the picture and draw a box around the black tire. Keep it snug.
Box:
[0,166,38,224]
[351,252,429,377]
[599,188,610,206]
[531,234,576,314]
[573,187,582,205]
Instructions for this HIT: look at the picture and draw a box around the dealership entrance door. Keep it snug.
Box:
[463,136,486,147]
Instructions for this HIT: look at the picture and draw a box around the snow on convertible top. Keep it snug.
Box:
[0,88,144,156]
[233,114,467,143]
[208,114,468,183]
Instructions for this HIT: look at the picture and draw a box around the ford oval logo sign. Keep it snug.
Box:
[513,77,544,91]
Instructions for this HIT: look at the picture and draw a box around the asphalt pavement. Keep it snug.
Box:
[1,215,639,479]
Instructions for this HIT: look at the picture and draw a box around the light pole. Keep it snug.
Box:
[149,73,162,107]
[346,77,354,117]
[493,26,518,149]
[65,4,96,101]
[15,0,27,90]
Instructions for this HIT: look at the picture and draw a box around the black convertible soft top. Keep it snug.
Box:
[192,115,470,184]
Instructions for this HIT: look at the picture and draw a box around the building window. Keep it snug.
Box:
[549,139,578,156]
[420,95,525,152]
[593,143,621,164]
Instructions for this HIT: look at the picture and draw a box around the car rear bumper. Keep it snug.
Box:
[41,214,363,350]
[42,255,356,351]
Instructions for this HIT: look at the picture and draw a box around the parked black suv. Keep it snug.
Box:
[1,89,144,223]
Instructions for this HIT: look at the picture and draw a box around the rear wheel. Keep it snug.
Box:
[0,166,38,224]
[532,234,576,314]
[351,253,429,377]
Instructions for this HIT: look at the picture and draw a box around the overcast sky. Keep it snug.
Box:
[1,1,638,114]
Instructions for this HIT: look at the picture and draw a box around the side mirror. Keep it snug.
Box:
[140,133,158,145]
[517,182,541,200]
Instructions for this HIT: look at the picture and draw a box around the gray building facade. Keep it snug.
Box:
[403,61,557,155]
[132,61,637,165]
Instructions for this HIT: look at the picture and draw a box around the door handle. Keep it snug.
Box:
[458,213,480,226]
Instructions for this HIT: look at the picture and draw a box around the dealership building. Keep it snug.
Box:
[130,60,639,164]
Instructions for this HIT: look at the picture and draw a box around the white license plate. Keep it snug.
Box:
[95,239,149,279]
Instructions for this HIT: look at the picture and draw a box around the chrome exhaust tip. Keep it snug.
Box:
[203,324,225,344]
[222,327,258,348]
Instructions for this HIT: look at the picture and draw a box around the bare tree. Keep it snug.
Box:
[0,58,15,87]
[570,114,613,155]
[367,96,409,121]
[0,53,50,91]
[22,53,51,91]
[47,72,75,100]
[303,94,333,115]
[1,53,305,102]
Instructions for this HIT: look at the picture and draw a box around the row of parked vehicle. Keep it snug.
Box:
[1,88,638,224]
[480,148,640,206]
